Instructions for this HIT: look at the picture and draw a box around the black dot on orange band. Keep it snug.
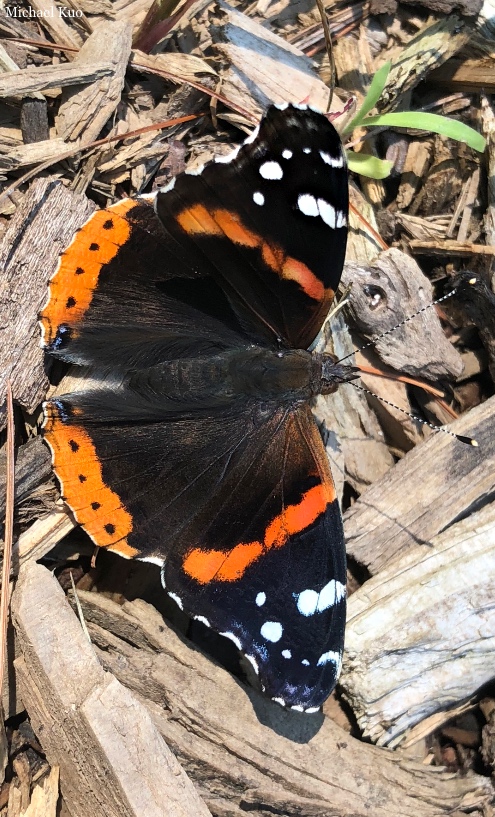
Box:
[66,296,76,308]
[103,219,114,230]
[89,242,99,251]
[78,474,87,483]
[68,440,79,452]
[104,523,115,535]
[91,501,101,510]
[75,267,84,275]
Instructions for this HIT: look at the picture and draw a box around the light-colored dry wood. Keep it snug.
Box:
[62,585,493,817]
[342,248,464,380]
[379,15,474,111]
[210,1,345,121]
[396,142,431,210]
[429,57,495,92]
[27,0,83,49]
[12,561,212,817]
[16,501,77,566]
[410,239,495,256]
[22,766,59,817]
[343,394,495,573]
[0,62,113,98]
[2,136,78,170]
[56,21,132,143]
[341,501,495,747]
[0,178,94,431]
[481,93,495,256]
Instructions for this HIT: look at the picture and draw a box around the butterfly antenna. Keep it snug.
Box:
[337,276,479,446]
[315,0,335,112]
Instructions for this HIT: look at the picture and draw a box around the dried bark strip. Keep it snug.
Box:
[12,562,212,817]
[343,394,495,574]
[67,589,492,817]
[56,20,132,143]
[0,177,94,430]
[0,62,114,98]
[341,501,495,746]
[410,239,495,256]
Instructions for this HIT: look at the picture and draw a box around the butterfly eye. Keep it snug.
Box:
[363,284,385,309]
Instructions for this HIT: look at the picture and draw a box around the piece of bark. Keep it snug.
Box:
[0,437,51,522]
[341,501,495,747]
[23,766,59,817]
[347,182,384,264]
[481,94,495,254]
[396,141,432,210]
[342,248,464,380]
[20,98,49,143]
[343,394,495,574]
[410,239,495,257]
[27,0,83,49]
[16,502,77,567]
[56,21,132,143]
[63,587,493,816]
[0,137,76,170]
[0,178,94,431]
[211,2,345,121]
[12,561,212,817]
[0,62,113,98]
[378,16,473,112]
[429,57,495,92]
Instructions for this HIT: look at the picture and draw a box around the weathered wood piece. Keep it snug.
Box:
[429,57,495,93]
[27,0,83,49]
[64,587,493,817]
[0,62,114,98]
[211,2,345,120]
[342,248,464,380]
[12,562,212,817]
[378,16,473,112]
[0,178,94,431]
[410,239,495,257]
[341,501,495,747]
[0,437,51,522]
[56,21,132,143]
[343,394,495,574]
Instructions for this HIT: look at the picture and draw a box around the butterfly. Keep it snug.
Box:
[40,104,351,713]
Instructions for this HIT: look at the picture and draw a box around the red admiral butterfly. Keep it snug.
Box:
[40,104,352,712]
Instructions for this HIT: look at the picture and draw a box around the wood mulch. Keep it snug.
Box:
[0,0,494,815]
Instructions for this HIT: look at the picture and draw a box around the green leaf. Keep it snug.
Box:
[359,112,486,153]
[343,62,391,135]
[346,151,393,179]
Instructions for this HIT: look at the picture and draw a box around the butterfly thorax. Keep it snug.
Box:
[127,347,356,408]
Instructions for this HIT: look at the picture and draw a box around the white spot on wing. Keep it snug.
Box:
[260,621,283,642]
[140,556,164,567]
[296,580,346,617]
[160,177,175,193]
[256,591,266,606]
[185,163,205,175]
[301,659,310,666]
[243,124,260,145]
[168,592,183,610]
[259,161,283,180]
[272,696,286,706]
[220,631,243,651]
[282,149,292,160]
[194,615,211,627]
[317,650,342,668]
[215,145,241,164]
[297,193,319,217]
[337,211,347,228]
[320,150,345,168]
[253,191,265,206]
[245,654,259,675]
[281,649,292,659]
[303,147,311,154]
[305,706,320,714]
[317,199,336,228]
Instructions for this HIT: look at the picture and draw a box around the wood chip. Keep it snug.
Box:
[0,178,94,430]
[343,394,495,574]
[12,561,212,817]
[56,20,132,143]
[0,62,113,98]
[410,239,495,257]
[28,0,83,49]
[341,501,495,747]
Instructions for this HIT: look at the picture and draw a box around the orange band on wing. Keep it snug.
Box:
[40,199,138,345]
[176,205,327,302]
[183,482,336,584]
[44,404,137,558]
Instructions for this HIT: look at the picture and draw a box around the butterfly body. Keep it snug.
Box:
[40,105,350,712]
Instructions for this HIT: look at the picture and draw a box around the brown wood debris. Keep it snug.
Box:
[0,0,494,815]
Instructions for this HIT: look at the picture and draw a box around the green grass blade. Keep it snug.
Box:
[343,62,391,135]
[360,112,486,152]
[346,151,393,179]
